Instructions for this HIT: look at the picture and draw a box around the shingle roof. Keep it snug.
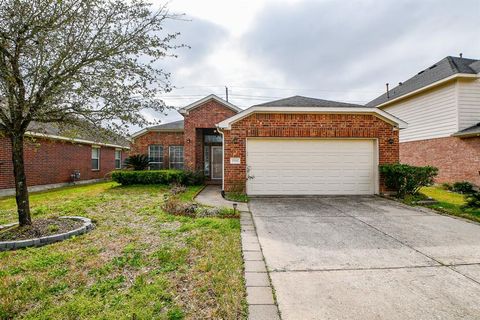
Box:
[367,56,480,107]
[254,95,365,108]
[453,123,480,138]
[146,120,184,131]
[27,122,129,147]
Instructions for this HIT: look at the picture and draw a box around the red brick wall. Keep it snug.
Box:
[221,113,399,193]
[183,100,237,170]
[130,131,184,168]
[400,136,480,185]
[0,135,125,190]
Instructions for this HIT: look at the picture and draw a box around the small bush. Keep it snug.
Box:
[379,163,438,199]
[161,195,239,218]
[452,181,475,194]
[161,197,197,217]
[124,154,150,171]
[111,170,205,186]
[464,192,480,209]
[170,183,187,195]
[441,182,453,191]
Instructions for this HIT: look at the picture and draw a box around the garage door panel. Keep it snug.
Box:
[246,139,376,195]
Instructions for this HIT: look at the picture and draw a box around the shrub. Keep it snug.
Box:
[161,196,197,217]
[441,182,453,191]
[379,163,438,199]
[452,181,475,194]
[111,170,205,186]
[161,196,238,218]
[124,154,150,171]
[464,192,480,209]
[170,183,187,195]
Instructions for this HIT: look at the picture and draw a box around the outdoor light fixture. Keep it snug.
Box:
[388,138,394,144]
[186,138,191,143]
[232,203,238,215]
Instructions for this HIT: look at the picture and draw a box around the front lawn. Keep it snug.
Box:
[420,186,480,223]
[0,182,246,319]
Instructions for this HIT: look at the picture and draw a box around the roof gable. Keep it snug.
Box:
[367,56,480,107]
[218,96,407,130]
[178,94,242,115]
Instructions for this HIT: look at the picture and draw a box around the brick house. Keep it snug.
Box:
[0,123,129,196]
[131,94,406,195]
[368,56,480,185]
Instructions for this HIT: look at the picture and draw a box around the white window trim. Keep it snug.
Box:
[92,146,100,171]
[169,145,184,170]
[115,149,122,169]
[148,145,163,170]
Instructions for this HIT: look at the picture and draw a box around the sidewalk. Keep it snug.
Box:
[194,185,280,320]
[195,185,249,212]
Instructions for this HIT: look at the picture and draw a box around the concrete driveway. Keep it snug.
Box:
[249,196,480,320]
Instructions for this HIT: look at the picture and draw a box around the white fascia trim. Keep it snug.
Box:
[131,128,148,139]
[26,131,130,150]
[178,94,242,115]
[217,106,408,130]
[130,128,184,139]
[377,73,479,109]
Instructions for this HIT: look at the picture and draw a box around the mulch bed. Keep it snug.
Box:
[0,218,83,241]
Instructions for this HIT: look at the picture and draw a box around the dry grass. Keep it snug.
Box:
[0,182,246,319]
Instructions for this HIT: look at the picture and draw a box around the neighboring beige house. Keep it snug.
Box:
[368,56,480,185]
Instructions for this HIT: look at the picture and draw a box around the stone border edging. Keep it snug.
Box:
[0,216,94,251]
[240,210,281,320]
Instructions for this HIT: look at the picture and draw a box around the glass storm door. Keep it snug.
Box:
[211,146,223,180]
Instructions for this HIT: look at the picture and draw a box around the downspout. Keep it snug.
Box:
[217,126,226,195]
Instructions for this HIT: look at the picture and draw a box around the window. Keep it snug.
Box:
[115,150,122,169]
[169,146,184,170]
[91,147,100,170]
[204,146,210,176]
[148,145,163,170]
[204,134,222,143]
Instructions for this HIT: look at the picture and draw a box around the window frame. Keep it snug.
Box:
[114,149,122,169]
[169,145,184,170]
[148,144,163,170]
[91,146,100,171]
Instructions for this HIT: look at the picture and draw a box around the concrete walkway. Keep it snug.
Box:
[195,185,249,211]
[195,185,280,319]
[250,196,480,320]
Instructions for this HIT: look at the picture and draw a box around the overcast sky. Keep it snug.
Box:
[141,0,480,127]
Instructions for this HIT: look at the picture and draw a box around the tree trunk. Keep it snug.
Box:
[10,133,32,226]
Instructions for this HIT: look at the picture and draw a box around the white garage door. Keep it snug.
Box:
[246,139,376,195]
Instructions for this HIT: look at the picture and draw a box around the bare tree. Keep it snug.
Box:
[0,0,181,226]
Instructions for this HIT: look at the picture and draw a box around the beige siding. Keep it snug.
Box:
[382,82,458,142]
[458,78,480,131]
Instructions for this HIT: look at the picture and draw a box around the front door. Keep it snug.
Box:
[211,146,223,180]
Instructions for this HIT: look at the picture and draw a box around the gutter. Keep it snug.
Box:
[217,127,226,193]
[376,73,479,109]
[25,131,130,150]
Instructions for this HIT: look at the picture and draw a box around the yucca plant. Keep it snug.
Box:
[124,154,150,171]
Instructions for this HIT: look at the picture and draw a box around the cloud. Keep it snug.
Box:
[160,16,228,79]
[242,0,480,102]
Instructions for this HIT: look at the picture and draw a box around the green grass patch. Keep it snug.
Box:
[0,182,246,319]
[224,192,249,203]
[419,186,480,223]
